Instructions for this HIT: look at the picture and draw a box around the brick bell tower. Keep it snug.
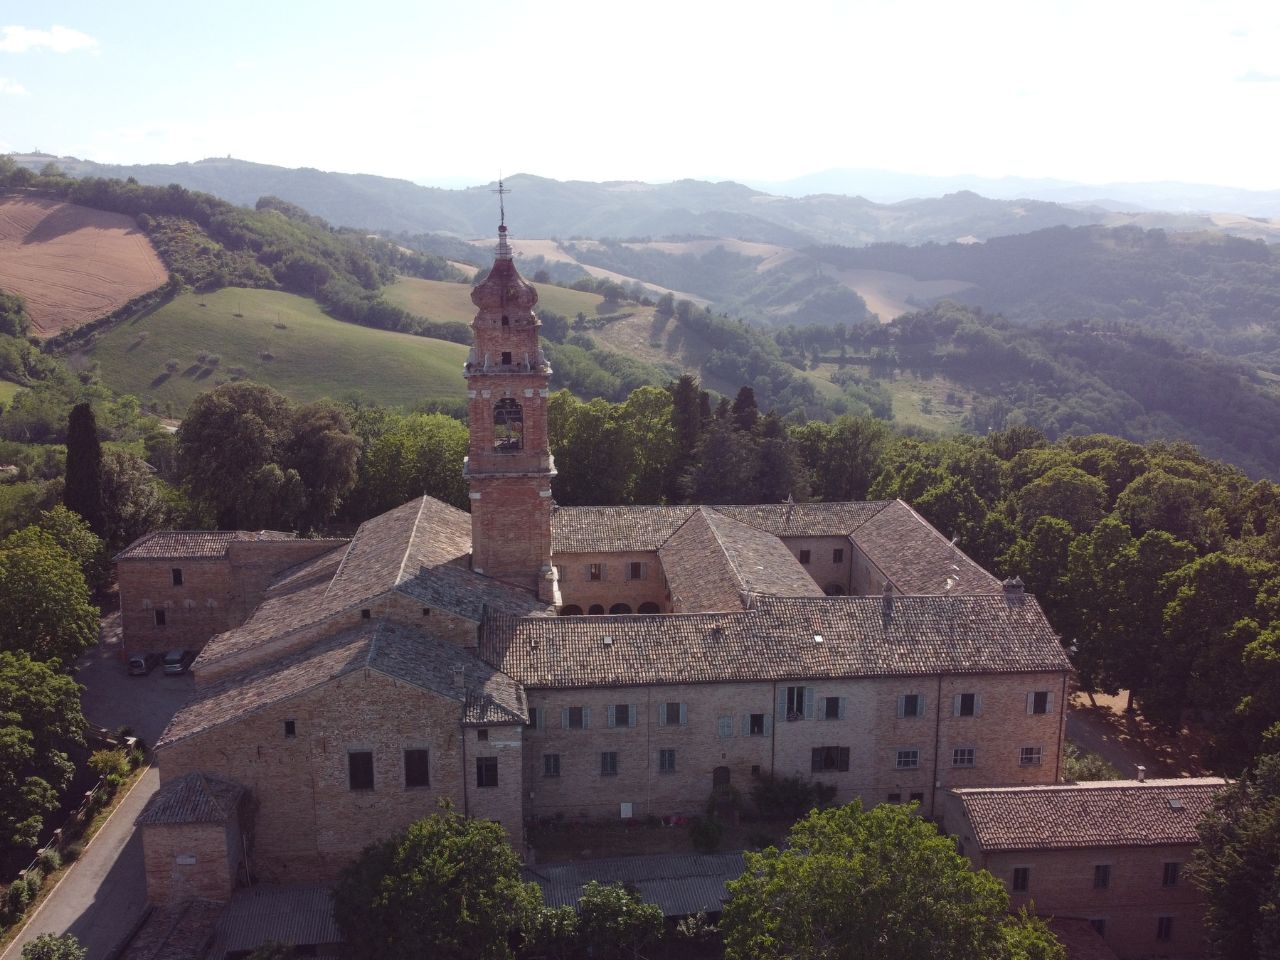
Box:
[464,200,558,601]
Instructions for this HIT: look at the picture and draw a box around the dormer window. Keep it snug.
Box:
[494,398,523,452]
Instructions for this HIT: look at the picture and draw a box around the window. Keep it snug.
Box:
[600,751,618,776]
[718,715,735,738]
[898,694,924,718]
[751,764,761,778]
[1012,867,1030,893]
[1028,691,1052,715]
[659,749,676,773]
[952,747,975,767]
[360,608,371,619]
[896,749,920,769]
[609,603,632,614]
[501,314,509,326]
[283,720,296,738]
[564,706,587,730]
[660,702,685,726]
[493,398,523,451]
[588,564,603,582]
[608,704,635,728]
[887,792,902,803]
[154,608,166,626]
[955,693,979,716]
[627,561,645,581]
[749,713,766,736]
[1089,919,1107,937]
[500,350,512,365]
[1093,864,1111,889]
[822,696,844,721]
[1020,746,1043,766]
[527,707,542,729]
[422,607,431,616]
[477,728,489,741]
[171,567,183,586]
[476,756,498,788]
[1162,861,1180,887]
[348,751,374,790]
[785,686,811,720]
[799,549,812,564]
[1156,916,1173,941]
[810,746,850,772]
[543,753,560,778]
[404,749,430,788]
[909,791,924,804]
[833,548,844,563]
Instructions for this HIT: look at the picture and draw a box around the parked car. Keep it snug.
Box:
[127,652,162,676]
[163,649,193,675]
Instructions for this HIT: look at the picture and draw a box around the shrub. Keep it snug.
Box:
[62,841,84,863]
[690,816,723,853]
[37,848,61,873]
[750,774,837,820]
[104,772,124,794]
[89,749,130,780]
[24,868,43,899]
[6,880,31,917]
[21,933,88,960]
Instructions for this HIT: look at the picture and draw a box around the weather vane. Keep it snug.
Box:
[492,177,510,227]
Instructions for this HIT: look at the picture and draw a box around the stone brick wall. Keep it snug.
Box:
[523,669,1067,824]
[848,541,893,596]
[469,474,554,592]
[465,724,524,850]
[554,551,669,614]
[141,820,241,903]
[119,539,342,655]
[778,536,853,595]
[159,670,524,882]
[940,799,1208,960]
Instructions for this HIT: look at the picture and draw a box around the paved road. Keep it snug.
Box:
[2,622,192,960]
[1065,694,1206,779]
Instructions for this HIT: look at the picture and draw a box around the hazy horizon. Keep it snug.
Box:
[3,0,1279,192]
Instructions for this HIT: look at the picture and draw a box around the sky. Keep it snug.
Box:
[2,0,1279,190]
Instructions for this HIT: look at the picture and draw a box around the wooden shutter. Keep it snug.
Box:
[804,687,815,720]
[679,703,688,726]
[561,708,569,729]
[897,695,906,718]
[975,694,983,716]
[764,713,773,736]
[629,705,638,728]
[583,707,591,729]
[838,747,850,772]
[607,706,617,728]
[838,697,847,720]
[779,689,790,719]
[658,704,668,727]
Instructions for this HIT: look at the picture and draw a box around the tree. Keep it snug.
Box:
[21,935,86,960]
[285,401,361,529]
[35,505,107,594]
[332,806,541,960]
[721,802,1063,960]
[348,411,468,515]
[1015,465,1107,533]
[0,651,86,850]
[731,386,759,433]
[63,402,104,537]
[0,527,99,665]
[98,449,172,552]
[681,418,759,503]
[575,881,664,960]
[1191,753,1280,960]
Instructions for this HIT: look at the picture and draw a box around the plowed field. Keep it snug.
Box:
[0,196,168,337]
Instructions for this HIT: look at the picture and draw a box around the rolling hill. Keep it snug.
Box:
[80,288,468,411]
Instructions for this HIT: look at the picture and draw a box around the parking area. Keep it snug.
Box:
[77,612,193,749]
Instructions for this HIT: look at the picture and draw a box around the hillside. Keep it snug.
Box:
[81,288,468,412]
[0,196,168,336]
[384,276,608,327]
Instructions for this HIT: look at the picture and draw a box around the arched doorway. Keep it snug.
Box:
[559,605,583,616]
[609,603,633,615]
[637,601,660,614]
[588,604,605,615]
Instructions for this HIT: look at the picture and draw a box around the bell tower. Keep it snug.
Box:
[464,203,558,599]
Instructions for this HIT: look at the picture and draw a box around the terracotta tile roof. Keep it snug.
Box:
[660,508,824,612]
[115,529,298,560]
[850,500,1000,595]
[208,885,340,958]
[482,593,1069,689]
[194,496,546,671]
[552,505,696,552]
[162,621,525,748]
[121,899,225,960]
[952,778,1228,852]
[717,501,890,538]
[135,772,244,825]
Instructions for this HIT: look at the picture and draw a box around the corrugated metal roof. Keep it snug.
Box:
[526,852,745,916]
[207,884,340,956]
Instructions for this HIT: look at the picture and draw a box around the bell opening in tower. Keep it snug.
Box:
[494,398,524,452]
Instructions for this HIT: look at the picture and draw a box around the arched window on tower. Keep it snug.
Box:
[494,398,523,452]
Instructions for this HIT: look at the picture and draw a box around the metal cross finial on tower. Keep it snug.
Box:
[493,177,510,227]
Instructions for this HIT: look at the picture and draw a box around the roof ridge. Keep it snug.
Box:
[700,508,754,598]
[395,496,430,586]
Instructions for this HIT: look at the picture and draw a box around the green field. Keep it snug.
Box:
[386,277,609,324]
[83,288,468,414]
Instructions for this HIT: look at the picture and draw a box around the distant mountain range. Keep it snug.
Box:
[744,168,1280,217]
[12,154,1280,247]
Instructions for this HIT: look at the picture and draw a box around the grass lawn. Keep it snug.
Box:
[0,380,24,404]
[385,276,609,324]
[82,288,468,414]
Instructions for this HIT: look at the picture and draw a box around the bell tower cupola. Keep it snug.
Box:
[464,194,557,599]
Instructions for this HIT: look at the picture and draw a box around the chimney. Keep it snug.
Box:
[1002,576,1025,595]
[1136,765,1147,783]
[881,581,894,623]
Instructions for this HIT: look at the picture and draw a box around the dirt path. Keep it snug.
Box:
[1066,691,1209,778]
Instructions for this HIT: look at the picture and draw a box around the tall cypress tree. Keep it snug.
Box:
[64,402,105,537]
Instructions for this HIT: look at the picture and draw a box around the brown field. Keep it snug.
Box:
[0,196,168,337]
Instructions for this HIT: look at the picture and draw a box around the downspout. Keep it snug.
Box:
[929,674,943,819]
[460,723,470,817]
[1054,670,1068,782]
[770,680,777,776]
[645,687,653,814]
